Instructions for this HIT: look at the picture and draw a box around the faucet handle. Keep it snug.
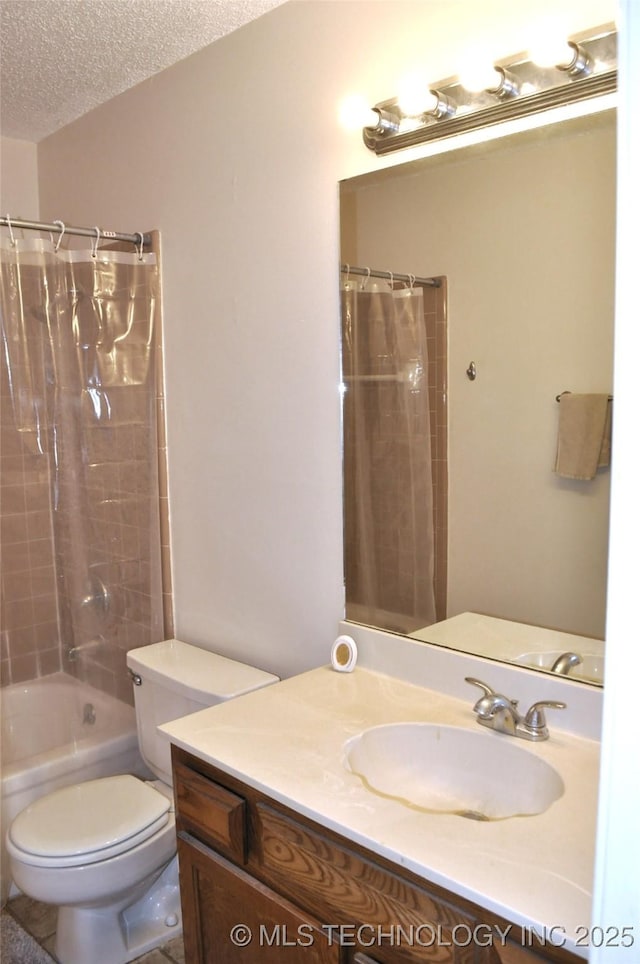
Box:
[523,700,567,736]
[464,677,496,698]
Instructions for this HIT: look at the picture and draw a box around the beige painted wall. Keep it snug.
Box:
[36,0,616,678]
[344,114,615,639]
[0,136,39,216]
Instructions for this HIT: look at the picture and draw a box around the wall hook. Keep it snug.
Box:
[466,361,477,381]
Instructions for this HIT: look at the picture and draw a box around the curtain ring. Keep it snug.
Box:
[5,213,16,247]
[91,226,101,259]
[360,266,371,290]
[135,231,144,261]
[407,273,416,289]
[53,220,65,252]
[388,270,394,287]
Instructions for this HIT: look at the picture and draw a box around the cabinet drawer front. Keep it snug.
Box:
[256,804,478,963]
[174,760,247,863]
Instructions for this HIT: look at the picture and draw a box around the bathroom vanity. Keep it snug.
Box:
[163,645,600,964]
[174,745,582,963]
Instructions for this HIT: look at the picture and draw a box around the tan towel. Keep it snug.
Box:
[554,393,612,480]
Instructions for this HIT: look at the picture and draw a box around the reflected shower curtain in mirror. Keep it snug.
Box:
[1,237,164,698]
[341,280,436,635]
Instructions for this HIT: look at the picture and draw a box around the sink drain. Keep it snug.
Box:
[457,810,490,821]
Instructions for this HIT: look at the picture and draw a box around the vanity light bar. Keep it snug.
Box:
[363,25,616,155]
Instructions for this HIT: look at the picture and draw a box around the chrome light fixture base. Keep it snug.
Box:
[363,25,616,155]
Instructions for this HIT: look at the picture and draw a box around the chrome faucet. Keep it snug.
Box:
[465,677,566,742]
[550,651,583,675]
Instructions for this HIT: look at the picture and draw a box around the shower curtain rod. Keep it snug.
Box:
[0,215,151,249]
[340,263,440,288]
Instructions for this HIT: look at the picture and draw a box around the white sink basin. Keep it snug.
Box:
[344,723,564,820]
[514,651,604,684]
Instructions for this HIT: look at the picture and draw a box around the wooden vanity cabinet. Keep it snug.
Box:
[172,746,581,964]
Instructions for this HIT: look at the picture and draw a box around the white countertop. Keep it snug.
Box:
[161,663,599,958]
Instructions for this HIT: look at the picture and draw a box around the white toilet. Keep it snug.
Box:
[6,639,278,964]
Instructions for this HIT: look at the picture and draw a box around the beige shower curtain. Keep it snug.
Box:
[341,278,436,634]
[0,236,163,695]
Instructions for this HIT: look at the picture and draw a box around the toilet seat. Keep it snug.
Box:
[8,775,171,869]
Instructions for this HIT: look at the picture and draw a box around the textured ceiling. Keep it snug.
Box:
[0,0,287,142]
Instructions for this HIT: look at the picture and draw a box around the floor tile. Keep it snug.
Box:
[162,934,186,963]
[6,896,57,941]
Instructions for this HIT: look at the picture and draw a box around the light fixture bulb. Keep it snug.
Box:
[530,37,592,77]
[459,63,503,93]
[338,94,379,131]
[397,71,439,117]
[529,37,576,69]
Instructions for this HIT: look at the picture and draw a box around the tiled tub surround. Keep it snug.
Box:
[162,629,601,959]
[0,353,60,684]
[0,231,173,700]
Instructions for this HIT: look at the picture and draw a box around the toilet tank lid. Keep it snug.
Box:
[126,639,279,702]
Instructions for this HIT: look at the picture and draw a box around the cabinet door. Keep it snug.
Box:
[496,944,565,964]
[178,833,343,963]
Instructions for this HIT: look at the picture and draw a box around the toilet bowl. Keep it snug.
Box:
[7,776,179,963]
[6,640,278,964]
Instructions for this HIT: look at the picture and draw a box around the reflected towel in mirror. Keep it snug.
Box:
[554,393,612,480]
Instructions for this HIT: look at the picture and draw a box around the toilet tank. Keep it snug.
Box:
[126,639,279,785]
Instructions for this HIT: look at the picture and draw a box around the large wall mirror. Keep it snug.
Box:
[339,106,615,687]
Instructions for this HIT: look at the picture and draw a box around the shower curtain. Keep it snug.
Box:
[341,278,437,634]
[0,235,164,698]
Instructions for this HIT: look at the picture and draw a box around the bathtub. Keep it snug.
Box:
[1,672,149,903]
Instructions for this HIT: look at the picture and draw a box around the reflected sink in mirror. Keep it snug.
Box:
[411,613,605,686]
[514,651,604,685]
[344,723,564,821]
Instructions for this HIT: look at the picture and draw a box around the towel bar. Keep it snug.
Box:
[555,391,613,402]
